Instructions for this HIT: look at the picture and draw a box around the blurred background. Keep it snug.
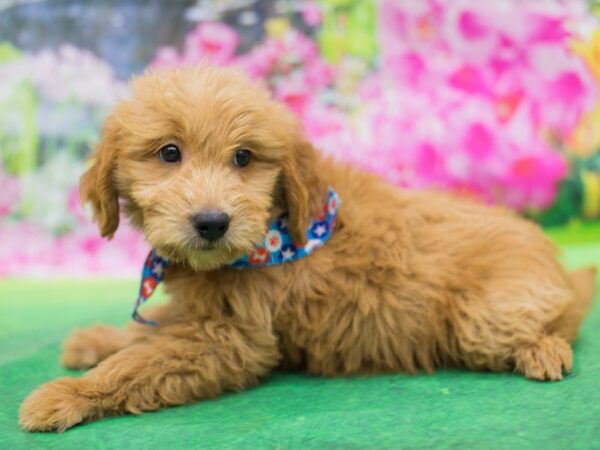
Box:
[1,0,600,278]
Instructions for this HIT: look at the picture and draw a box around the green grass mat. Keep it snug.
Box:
[1,241,599,449]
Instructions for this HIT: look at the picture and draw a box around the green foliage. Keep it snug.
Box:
[535,151,600,227]
[0,42,20,62]
[0,42,40,174]
[0,80,39,175]
[318,0,377,64]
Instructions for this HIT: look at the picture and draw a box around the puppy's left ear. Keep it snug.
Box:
[281,134,327,246]
[80,115,121,238]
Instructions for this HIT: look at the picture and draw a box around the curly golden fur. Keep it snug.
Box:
[20,66,597,432]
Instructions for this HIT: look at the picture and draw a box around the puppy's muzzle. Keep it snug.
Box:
[191,210,230,242]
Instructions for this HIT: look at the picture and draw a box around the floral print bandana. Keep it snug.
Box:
[132,187,340,325]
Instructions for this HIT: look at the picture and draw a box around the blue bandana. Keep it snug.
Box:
[132,187,340,325]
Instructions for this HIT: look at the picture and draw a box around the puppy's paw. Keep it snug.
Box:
[61,325,124,369]
[19,378,94,432]
[514,335,573,381]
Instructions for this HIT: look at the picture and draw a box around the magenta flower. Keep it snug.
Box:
[286,30,319,62]
[303,59,334,89]
[458,10,488,40]
[235,38,284,79]
[527,13,570,44]
[535,70,594,138]
[151,22,239,68]
[275,80,312,116]
[182,22,238,66]
[302,2,322,27]
[504,151,568,209]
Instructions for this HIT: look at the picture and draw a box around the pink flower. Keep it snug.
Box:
[413,143,445,181]
[535,71,593,138]
[235,38,284,79]
[448,65,489,95]
[302,59,334,89]
[458,11,488,40]
[302,2,322,27]
[165,22,240,67]
[286,30,319,62]
[463,123,495,161]
[383,52,428,86]
[527,13,569,44]
[275,81,311,116]
[151,46,181,67]
[504,151,567,209]
[494,91,523,123]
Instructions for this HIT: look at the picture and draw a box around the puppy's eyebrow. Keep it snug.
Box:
[230,137,284,162]
[124,137,177,160]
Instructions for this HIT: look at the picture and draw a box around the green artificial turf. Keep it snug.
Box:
[1,240,599,449]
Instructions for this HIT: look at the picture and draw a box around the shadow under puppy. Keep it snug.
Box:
[20,65,597,432]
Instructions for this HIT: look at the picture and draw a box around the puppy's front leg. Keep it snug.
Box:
[20,321,279,432]
[60,305,174,369]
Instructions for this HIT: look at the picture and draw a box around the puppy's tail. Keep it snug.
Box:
[553,267,597,343]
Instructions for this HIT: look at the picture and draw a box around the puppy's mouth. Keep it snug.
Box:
[158,236,224,259]
[190,239,219,251]
[186,238,237,257]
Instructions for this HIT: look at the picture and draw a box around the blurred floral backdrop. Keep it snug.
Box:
[1,0,600,277]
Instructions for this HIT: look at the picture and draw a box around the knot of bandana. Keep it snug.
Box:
[132,187,340,325]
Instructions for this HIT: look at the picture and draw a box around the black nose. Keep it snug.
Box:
[191,210,230,242]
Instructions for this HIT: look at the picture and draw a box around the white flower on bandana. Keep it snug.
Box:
[265,229,283,252]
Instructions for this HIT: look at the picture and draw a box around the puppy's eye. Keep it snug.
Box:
[158,144,181,164]
[233,149,251,168]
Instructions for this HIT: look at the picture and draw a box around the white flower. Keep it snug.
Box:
[265,230,283,252]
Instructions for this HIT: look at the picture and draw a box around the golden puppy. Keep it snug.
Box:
[20,66,596,432]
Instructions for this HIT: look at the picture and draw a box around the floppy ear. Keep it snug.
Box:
[281,135,327,245]
[80,116,121,238]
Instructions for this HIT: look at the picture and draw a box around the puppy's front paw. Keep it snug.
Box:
[19,378,94,432]
[61,325,124,369]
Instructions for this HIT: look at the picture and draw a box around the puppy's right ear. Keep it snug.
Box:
[281,135,327,246]
[80,116,121,238]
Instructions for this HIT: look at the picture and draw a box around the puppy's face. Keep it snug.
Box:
[81,66,323,270]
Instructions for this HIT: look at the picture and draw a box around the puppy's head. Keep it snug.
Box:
[80,66,326,270]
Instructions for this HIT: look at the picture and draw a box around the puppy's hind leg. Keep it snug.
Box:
[513,334,572,381]
[450,290,574,381]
